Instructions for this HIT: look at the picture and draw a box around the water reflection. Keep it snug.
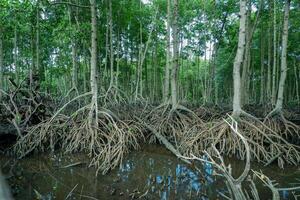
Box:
[0,145,299,200]
[115,152,229,199]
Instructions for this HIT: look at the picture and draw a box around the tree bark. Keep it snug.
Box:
[68,3,77,90]
[0,28,3,100]
[71,43,77,89]
[135,1,143,100]
[267,22,272,102]
[13,26,19,85]
[271,0,277,105]
[104,1,109,88]
[260,25,265,104]
[163,0,171,103]
[241,0,250,106]
[89,0,98,127]
[294,59,299,103]
[232,0,247,118]
[36,0,40,75]
[171,0,179,109]
[115,29,120,91]
[273,0,290,112]
[108,0,114,90]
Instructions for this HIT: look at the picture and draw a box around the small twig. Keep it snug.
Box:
[60,162,84,169]
[65,184,78,199]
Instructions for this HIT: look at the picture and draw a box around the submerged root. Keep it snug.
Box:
[181,112,300,168]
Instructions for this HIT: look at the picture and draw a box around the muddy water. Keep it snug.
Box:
[1,145,299,200]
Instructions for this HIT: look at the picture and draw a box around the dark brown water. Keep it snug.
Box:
[1,145,299,200]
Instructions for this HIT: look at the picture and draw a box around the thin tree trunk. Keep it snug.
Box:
[89,0,98,127]
[36,0,40,74]
[115,29,120,91]
[241,0,250,106]
[271,0,277,105]
[0,28,3,100]
[260,26,265,104]
[267,23,272,102]
[104,1,109,88]
[171,0,179,109]
[135,8,156,100]
[108,0,114,90]
[294,59,299,103]
[273,0,290,112]
[212,44,218,105]
[232,0,247,118]
[276,22,281,95]
[135,1,143,100]
[29,26,35,89]
[68,4,77,90]
[163,0,171,103]
[71,44,77,89]
[203,38,208,104]
[13,26,19,85]
[241,0,262,106]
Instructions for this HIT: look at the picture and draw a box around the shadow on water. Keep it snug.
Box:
[1,144,299,200]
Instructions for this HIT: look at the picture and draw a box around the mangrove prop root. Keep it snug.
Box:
[181,111,300,168]
[181,117,300,200]
[11,103,300,176]
[13,103,144,175]
[264,112,300,140]
[143,103,203,145]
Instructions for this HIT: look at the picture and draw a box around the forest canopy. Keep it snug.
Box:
[0,0,298,105]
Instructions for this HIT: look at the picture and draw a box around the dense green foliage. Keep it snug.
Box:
[0,0,299,106]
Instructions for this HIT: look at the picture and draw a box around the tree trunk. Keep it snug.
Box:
[0,28,3,100]
[135,1,143,100]
[163,0,171,103]
[267,23,272,102]
[13,26,19,85]
[71,43,77,89]
[108,0,114,90]
[273,0,290,112]
[29,26,35,89]
[260,26,265,104]
[68,4,77,90]
[36,0,40,74]
[89,0,98,127]
[115,29,120,91]
[232,0,247,118]
[294,59,299,104]
[271,0,277,105]
[171,0,179,109]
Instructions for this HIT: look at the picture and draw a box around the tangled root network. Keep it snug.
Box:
[180,116,300,168]
[13,107,144,175]
[13,104,300,174]
[143,104,202,145]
